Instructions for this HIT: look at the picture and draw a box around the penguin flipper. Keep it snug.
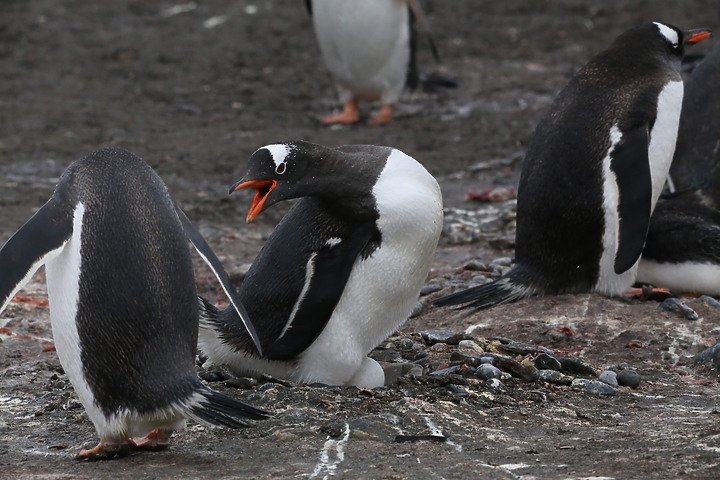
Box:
[264,223,378,361]
[0,199,72,314]
[433,268,537,310]
[610,125,653,274]
[175,205,264,356]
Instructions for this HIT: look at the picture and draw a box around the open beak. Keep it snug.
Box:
[685,28,712,45]
[230,179,277,223]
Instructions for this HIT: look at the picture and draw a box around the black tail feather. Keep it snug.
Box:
[188,386,270,429]
[198,295,221,329]
[433,273,535,310]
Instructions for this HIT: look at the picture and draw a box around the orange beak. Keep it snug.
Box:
[685,28,712,44]
[231,179,277,222]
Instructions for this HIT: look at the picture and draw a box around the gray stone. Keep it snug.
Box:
[486,378,506,390]
[475,364,503,380]
[598,370,618,386]
[429,365,461,376]
[538,369,573,386]
[559,357,596,375]
[534,353,562,371]
[420,329,473,346]
[420,284,443,296]
[495,338,553,356]
[493,356,539,381]
[660,297,699,320]
[572,378,617,396]
[616,370,642,388]
[450,350,483,367]
[409,301,423,318]
[700,295,720,309]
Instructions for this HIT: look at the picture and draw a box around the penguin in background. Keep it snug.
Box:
[0,147,267,460]
[198,141,443,388]
[434,22,711,311]
[637,198,720,296]
[306,0,455,125]
[668,36,720,207]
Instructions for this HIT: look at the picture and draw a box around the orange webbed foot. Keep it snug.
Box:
[75,439,133,461]
[131,428,173,451]
[367,104,394,126]
[319,100,360,125]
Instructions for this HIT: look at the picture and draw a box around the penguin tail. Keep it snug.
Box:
[419,71,459,92]
[198,295,221,330]
[433,268,537,310]
[186,385,270,429]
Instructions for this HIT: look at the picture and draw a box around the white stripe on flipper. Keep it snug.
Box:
[277,252,317,341]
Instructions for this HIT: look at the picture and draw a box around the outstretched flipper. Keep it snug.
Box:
[175,205,263,356]
[0,198,72,314]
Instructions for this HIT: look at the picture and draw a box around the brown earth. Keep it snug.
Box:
[2,1,720,479]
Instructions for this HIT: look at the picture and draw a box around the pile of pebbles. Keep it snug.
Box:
[374,329,642,396]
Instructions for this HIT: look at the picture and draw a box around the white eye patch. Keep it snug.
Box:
[262,143,290,174]
[654,22,679,47]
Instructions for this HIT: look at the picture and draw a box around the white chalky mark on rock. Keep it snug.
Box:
[309,422,350,479]
[423,417,462,452]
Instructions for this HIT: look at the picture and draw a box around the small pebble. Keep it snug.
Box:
[572,378,617,396]
[399,338,415,349]
[409,301,423,318]
[420,284,443,296]
[616,370,641,388]
[463,260,488,271]
[700,295,720,309]
[493,356,539,382]
[534,353,562,371]
[429,365,461,376]
[559,357,596,376]
[475,364,503,380]
[224,376,259,389]
[538,369,573,386]
[421,329,472,346]
[450,350,483,367]
[486,378,506,390]
[495,338,553,356]
[198,370,226,383]
[660,297,699,320]
[457,339,484,353]
[598,370,618,387]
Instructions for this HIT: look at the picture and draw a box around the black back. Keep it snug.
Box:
[670,39,720,208]
[515,23,683,293]
[64,147,199,415]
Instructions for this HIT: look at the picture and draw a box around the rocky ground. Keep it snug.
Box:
[2,1,720,479]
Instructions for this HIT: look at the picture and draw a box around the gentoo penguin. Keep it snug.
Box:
[637,197,720,296]
[307,0,446,125]
[198,141,443,388]
[0,147,267,460]
[668,37,720,208]
[434,22,711,310]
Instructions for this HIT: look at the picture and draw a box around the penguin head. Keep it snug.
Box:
[651,22,711,58]
[230,142,318,222]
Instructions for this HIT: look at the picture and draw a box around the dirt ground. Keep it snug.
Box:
[2,1,720,479]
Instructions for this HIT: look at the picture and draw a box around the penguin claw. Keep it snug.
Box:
[75,440,133,461]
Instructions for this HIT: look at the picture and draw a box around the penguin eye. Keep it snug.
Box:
[275,163,286,174]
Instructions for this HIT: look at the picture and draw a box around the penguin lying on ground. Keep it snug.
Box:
[0,147,267,460]
[638,197,720,296]
[306,0,455,125]
[198,141,443,388]
[434,22,711,310]
[668,36,720,208]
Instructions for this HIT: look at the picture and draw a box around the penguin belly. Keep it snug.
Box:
[312,0,410,104]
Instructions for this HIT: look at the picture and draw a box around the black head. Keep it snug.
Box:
[230,142,321,222]
[618,22,712,60]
